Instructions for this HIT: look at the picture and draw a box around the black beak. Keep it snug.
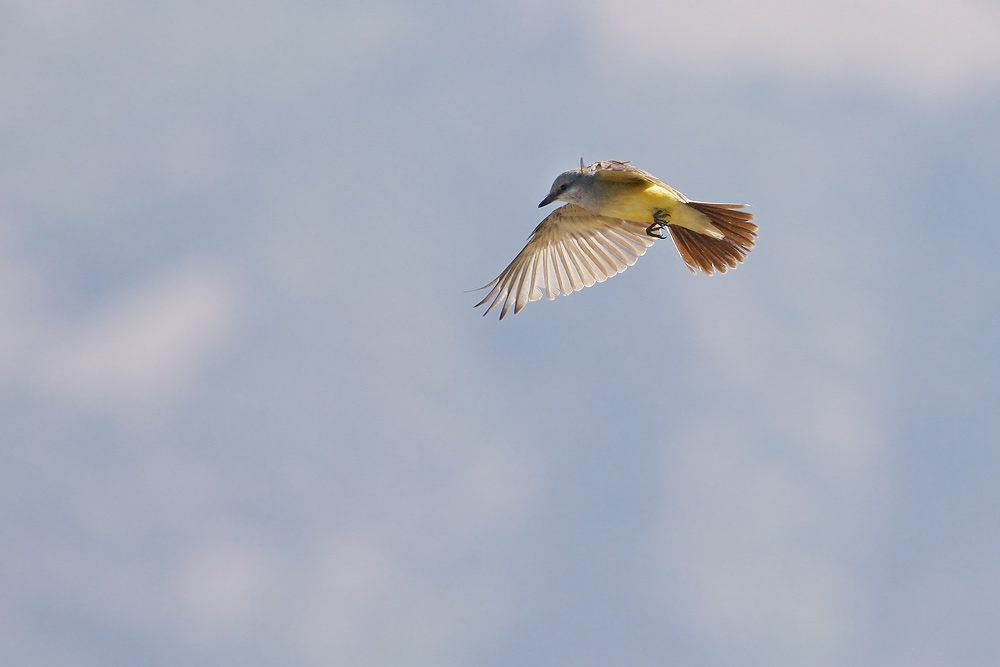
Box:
[538,193,557,207]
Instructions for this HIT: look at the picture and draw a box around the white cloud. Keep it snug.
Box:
[35,263,241,412]
[171,536,277,639]
[0,252,243,414]
[587,0,1000,100]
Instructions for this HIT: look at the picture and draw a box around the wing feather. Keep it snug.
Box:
[552,244,572,295]
[475,204,655,319]
[541,249,557,300]
[572,235,610,279]
[552,243,575,293]
[588,160,689,201]
[596,229,633,269]
[575,235,608,283]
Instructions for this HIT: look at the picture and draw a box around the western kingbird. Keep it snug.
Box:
[475,159,757,319]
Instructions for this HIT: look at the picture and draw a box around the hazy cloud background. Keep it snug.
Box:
[2,0,998,665]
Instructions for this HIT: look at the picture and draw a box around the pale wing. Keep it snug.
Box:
[475,204,656,319]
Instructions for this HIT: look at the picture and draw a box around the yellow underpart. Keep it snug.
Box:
[594,183,724,239]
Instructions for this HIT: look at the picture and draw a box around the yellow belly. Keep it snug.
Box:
[596,184,682,223]
[592,182,724,239]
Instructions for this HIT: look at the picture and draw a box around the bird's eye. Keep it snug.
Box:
[559,184,568,191]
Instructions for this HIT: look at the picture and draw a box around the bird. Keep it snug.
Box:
[474,160,758,319]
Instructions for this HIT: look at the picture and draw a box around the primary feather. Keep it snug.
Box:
[475,204,654,319]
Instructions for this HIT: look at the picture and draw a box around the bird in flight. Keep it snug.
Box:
[475,160,757,319]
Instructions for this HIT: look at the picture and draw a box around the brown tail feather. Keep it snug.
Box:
[670,202,758,275]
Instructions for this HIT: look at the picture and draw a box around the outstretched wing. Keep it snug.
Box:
[475,204,656,319]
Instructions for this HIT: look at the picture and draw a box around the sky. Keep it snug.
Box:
[2,0,1000,665]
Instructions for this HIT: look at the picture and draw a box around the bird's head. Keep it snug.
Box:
[538,168,588,208]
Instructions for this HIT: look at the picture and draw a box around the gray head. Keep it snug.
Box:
[538,162,589,207]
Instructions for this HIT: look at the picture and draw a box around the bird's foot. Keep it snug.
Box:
[646,210,670,239]
[645,223,668,239]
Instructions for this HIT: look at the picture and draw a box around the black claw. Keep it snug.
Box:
[646,209,671,238]
[645,223,666,239]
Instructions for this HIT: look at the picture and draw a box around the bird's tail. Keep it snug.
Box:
[669,202,757,275]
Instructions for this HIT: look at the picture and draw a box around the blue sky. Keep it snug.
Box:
[3,1,1000,665]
